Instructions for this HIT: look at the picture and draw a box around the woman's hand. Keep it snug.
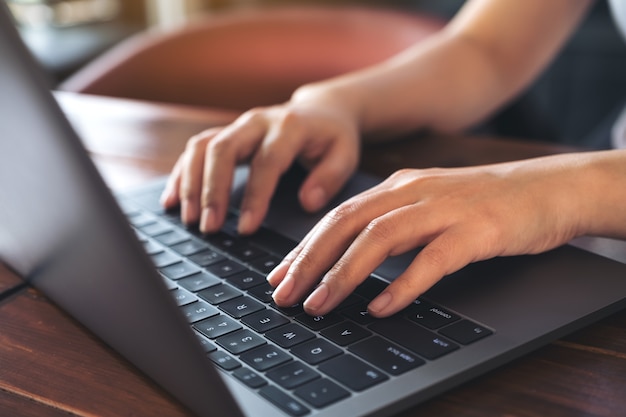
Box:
[267,153,606,318]
[160,92,361,235]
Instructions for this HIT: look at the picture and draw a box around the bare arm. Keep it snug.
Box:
[293,0,595,139]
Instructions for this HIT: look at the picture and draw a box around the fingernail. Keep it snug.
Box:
[182,200,197,225]
[272,275,295,305]
[368,291,392,315]
[267,261,290,287]
[200,207,216,233]
[238,210,254,235]
[303,282,329,312]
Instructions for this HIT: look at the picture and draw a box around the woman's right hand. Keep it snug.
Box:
[160,89,361,235]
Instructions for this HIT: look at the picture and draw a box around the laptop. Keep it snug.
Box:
[2,4,626,417]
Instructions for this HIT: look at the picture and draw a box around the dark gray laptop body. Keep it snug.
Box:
[2,4,626,417]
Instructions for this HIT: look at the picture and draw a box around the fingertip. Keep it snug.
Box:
[272,274,295,306]
[367,291,394,317]
[199,206,218,233]
[300,186,328,213]
[237,210,261,235]
[267,261,290,287]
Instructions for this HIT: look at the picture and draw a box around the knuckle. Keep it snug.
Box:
[420,241,450,272]
[362,217,396,246]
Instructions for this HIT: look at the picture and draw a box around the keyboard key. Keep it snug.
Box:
[349,336,424,375]
[291,338,343,365]
[271,302,304,317]
[143,240,163,255]
[208,350,241,371]
[250,254,282,274]
[177,272,221,292]
[160,261,201,280]
[340,302,377,325]
[369,318,459,360]
[294,379,350,409]
[193,315,242,339]
[216,329,266,354]
[318,355,388,392]
[180,301,219,323]
[169,288,197,306]
[232,367,267,389]
[231,243,268,262]
[406,303,460,330]
[266,323,315,348]
[219,296,264,318]
[225,269,266,290]
[140,221,171,237]
[154,230,189,246]
[248,282,275,303]
[170,239,209,256]
[258,386,310,417]
[250,227,297,257]
[194,332,217,352]
[198,284,243,305]
[240,345,292,372]
[242,309,289,333]
[320,322,371,346]
[188,249,225,267]
[295,312,343,331]
[151,251,179,268]
[206,259,247,278]
[438,320,493,345]
[354,277,388,300]
[266,361,320,389]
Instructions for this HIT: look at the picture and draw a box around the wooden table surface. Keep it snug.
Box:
[1,92,625,417]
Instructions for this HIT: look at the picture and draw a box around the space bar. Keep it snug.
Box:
[369,318,459,360]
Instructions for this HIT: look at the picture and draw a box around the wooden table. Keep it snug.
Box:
[1,92,625,417]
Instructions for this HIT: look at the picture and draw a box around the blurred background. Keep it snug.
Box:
[5,0,626,148]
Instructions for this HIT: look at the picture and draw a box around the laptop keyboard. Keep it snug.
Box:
[118,189,493,416]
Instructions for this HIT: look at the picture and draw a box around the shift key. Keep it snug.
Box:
[369,318,458,360]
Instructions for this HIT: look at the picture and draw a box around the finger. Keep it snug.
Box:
[199,113,268,233]
[271,183,419,308]
[367,227,478,317]
[160,156,184,209]
[237,121,306,234]
[178,132,214,225]
[300,203,438,316]
[298,133,359,213]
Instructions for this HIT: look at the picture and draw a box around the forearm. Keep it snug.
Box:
[292,0,593,142]
[576,149,626,239]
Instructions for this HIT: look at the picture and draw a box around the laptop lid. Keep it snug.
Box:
[2,3,626,417]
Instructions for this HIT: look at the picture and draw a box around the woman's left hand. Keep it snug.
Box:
[267,154,595,318]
